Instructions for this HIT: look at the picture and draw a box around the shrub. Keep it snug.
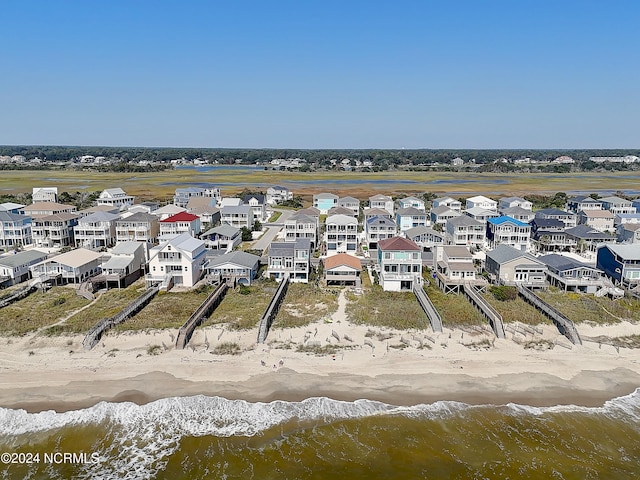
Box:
[490,286,517,301]
[213,342,241,355]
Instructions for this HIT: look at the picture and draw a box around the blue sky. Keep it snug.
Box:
[1,0,638,149]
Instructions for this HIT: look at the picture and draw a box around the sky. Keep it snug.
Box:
[1,0,638,149]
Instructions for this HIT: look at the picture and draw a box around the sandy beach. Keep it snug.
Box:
[2,309,640,413]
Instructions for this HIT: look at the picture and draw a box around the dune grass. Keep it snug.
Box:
[207,280,275,330]
[423,282,486,327]
[537,289,640,325]
[0,286,89,336]
[481,292,551,326]
[271,283,339,329]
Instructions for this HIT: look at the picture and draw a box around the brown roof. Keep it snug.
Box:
[24,202,76,212]
[378,236,421,251]
[324,253,362,270]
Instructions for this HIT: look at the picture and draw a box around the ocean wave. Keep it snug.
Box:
[0,390,638,479]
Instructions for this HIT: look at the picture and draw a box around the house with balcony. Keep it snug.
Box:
[567,195,603,213]
[0,202,25,215]
[363,207,392,224]
[433,245,478,287]
[24,202,76,217]
[403,226,445,251]
[338,196,360,215]
[485,244,546,287]
[313,193,338,214]
[538,254,605,293]
[73,211,120,250]
[614,213,640,227]
[534,208,577,228]
[324,253,361,286]
[146,233,207,288]
[377,236,422,291]
[498,206,535,224]
[100,241,146,288]
[465,195,497,211]
[284,213,318,248]
[115,212,159,245]
[324,214,358,256]
[365,215,397,250]
[617,223,640,244]
[596,244,640,287]
[174,186,220,208]
[159,212,202,239]
[0,250,48,287]
[267,238,311,283]
[564,225,615,252]
[578,209,615,232]
[499,197,532,211]
[432,197,462,212]
[446,215,486,249]
[96,188,135,209]
[186,197,221,227]
[201,224,242,252]
[328,206,358,218]
[397,196,425,211]
[31,213,79,248]
[243,193,267,223]
[206,250,260,285]
[0,212,32,250]
[601,196,636,215]
[30,248,103,285]
[369,194,394,215]
[266,185,293,205]
[220,204,252,229]
[430,206,461,227]
[32,187,58,203]
[464,207,499,223]
[531,218,574,252]
[486,216,532,251]
[395,207,429,232]
[153,204,187,221]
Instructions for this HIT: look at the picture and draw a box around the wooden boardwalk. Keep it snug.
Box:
[413,285,443,333]
[257,275,290,343]
[462,282,506,339]
[175,281,228,349]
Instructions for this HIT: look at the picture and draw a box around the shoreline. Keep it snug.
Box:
[2,319,640,414]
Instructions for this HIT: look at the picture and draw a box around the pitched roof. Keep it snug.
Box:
[160,212,200,223]
[324,253,361,270]
[296,207,321,217]
[538,254,598,272]
[581,209,615,218]
[287,213,315,224]
[396,207,426,216]
[367,215,396,227]
[565,225,613,240]
[79,211,120,223]
[442,245,473,257]
[378,236,420,251]
[487,216,530,227]
[243,193,265,204]
[154,205,187,215]
[467,195,495,203]
[326,214,357,224]
[404,226,443,238]
[110,241,144,255]
[0,211,27,222]
[535,208,573,217]
[208,251,260,269]
[102,256,134,270]
[313,192,338,199]
[24,202,75,212]
[164,232,204,253]
[45,248,102,268]
[35,212,79,222]
[118,212,157,223]
[370,194,392,201]
[339,196,359,203]
[328,206,357,216]
[501,206,534,216]
[448,215,484,227]
[186,196,217,209]
[603,244,640,260]
[363,207,391,217]
[203,224,240,238]
[465,206,497,216]
[486,244,542,265]
[0,250,48,268]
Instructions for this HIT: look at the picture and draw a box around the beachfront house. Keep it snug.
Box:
[100,241,146,288]
[267,238,311,283]
[325,214,358,256]
[363,207,393,224]
[538,254,605,293]
[201,224,242,252]
[403,226,445,251]
[486,216,532,251]
[0,250,48,287]
[96,188,135,209]
[601,196,636,215]
[433,245,477,284]
[377,236,422,291]
[146,233,207,288]
[73,211,120,250]
[395,207,429,232]
[0,202,26,215]
[206,250,260,285]
[531,219,573,252]
[578,210,615,232]
[365,215,397,251]
[369,194,394,216]
[31,213,79,248]
[446,215,486,249]
[115,212,159,245]
[313,193,338,214]
[266,186,293,205]
[324,253,361,287]
[485,244,546,287]
[30,248,103,285]
[596,244,640,287]
[0,212,32,249]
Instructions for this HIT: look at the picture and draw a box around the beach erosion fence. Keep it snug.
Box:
[82,285,160,350]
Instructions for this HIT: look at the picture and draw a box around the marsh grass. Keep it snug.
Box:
[0,287,89,336]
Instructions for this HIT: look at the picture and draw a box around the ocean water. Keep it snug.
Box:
[1,391,639,479]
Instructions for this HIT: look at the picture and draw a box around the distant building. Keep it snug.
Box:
[73,211,120,250]
[159,212,202,239]
[499,197,532,211]
[567,195,603,213]
[369,194,394,216]
[365,215,397,251]
[312,193,338,214]
[486,216,532,251]
[600,196,636,215]
[284,213,318,248]
[32,187,58,203]
[220,205,252,229]
[403,226,445,251]
[338,196,360,215]
[465,195,497,212]
[0,212,32,249]
[395,207,429,232]
[432,197,462,212]
[24,202,76,217]
[115,212,159,245]
[446,215,486,249]
[578,209,615,232]
[397,196,425,212]
[266,186,293,205]
[96,188,135,209]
